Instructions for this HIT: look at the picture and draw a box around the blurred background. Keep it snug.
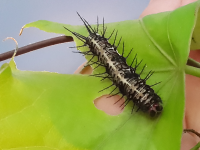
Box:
[0,0,150,74]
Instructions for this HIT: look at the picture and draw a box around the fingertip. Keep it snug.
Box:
[74,62,93,74]
[140,0,181,18]
[94,95,125,116]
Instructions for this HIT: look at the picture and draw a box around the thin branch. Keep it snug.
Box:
[0,35,73,61]
[184,129,200,138]
[187,57,200,68]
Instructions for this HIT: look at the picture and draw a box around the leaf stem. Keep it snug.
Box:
[0,36,73,61]
[184,129,200,138]
[191,142,200,150]
[187,58,200,68]
[185,65,200,77]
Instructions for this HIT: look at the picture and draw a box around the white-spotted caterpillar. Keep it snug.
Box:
[64,13,163,117]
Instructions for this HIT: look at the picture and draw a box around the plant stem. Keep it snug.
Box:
[185,65,200,77]
[187,58,200,68]
[191,142,200,150]
[0,36,73,61]
[184,129,200,138]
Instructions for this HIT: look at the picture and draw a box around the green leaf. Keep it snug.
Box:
[0,59,122,150]
[2,1,200,150]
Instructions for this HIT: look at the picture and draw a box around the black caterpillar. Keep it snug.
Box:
[64,13,163,117]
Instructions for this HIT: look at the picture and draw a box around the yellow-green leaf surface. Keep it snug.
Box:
[1,1,200,150]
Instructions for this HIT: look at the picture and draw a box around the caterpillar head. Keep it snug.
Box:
[148,96,163,117]
[141,95,163,117]
[148,102,163,117]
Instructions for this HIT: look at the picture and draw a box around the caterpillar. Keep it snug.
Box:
[64,13,163,117]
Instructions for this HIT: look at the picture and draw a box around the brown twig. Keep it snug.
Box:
[184,129,200,138]
[0,35,73,61]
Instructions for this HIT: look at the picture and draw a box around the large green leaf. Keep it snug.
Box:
[1,1,200,150]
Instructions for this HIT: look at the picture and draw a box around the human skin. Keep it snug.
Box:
[74,0,200,149]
